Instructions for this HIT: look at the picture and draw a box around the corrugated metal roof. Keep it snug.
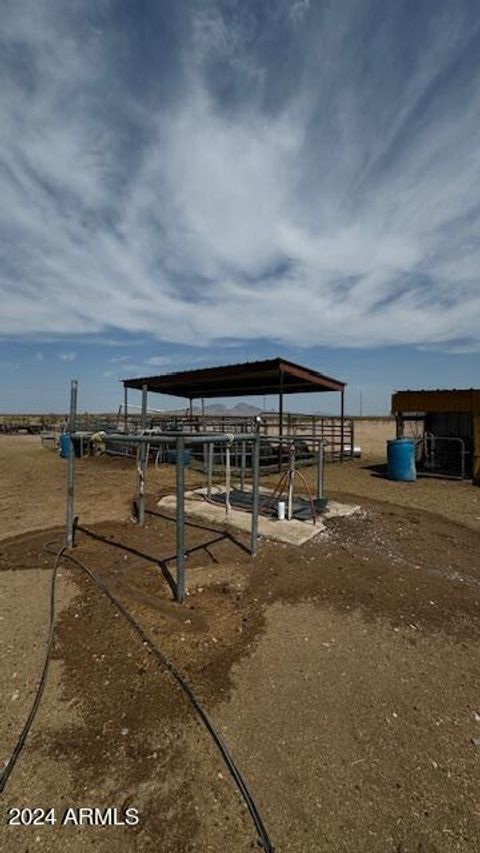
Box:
[123,357,345,399]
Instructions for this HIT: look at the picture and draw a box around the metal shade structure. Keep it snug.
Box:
[123,357,347,461]
[123,357,345,399]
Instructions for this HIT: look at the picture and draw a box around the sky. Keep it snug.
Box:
[1,0,480,414]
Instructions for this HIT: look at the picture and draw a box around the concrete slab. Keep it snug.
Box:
[157,487,360,546]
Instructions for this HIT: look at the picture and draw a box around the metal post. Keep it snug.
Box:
[316,441,324,500]
[137,447,146,526]
[136,384,149,525]
[65,437,76,548]
[225,442,231,516]
[176,436,186,603]
[278,368,284,473]
[240,440,246,491]
[68,379,78,433]
[124,384,128,433]
[189,398,193,428]
[207,442,213,498]
[287,442,295,520]
[340,389,345,462]
[201,398,207,472]
[141,384,148,429]
[250,432,260,556]
[396,414,404,439]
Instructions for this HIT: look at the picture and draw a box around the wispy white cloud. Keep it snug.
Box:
[144,356,174,367]
[1,1,480,351]
[59,351,76,361]
[110,354,131,364]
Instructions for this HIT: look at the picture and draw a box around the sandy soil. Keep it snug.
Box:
[1,435,480,852]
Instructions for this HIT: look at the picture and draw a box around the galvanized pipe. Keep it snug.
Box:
[123,385,128,433]
[225,442,232,516]
[250,431,260,556]
[141,384,148,429]
[79,432,255,445]
[136,444,148,526]
[316,441,324,499]
[287,442,295,521]
[72,431,329,446]
[65,438,76,548]
[176,436,186,603]
[68,379,78,434]
[207,442,213,498]
[240,440,246,490]
[340,389,345,462]
[65,379,78,547]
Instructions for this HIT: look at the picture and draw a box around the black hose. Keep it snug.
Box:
[0,545,66,794]
[58,548,274,853]
[1,542,275,852]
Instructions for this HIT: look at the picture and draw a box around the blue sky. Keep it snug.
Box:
[1,0,480,414]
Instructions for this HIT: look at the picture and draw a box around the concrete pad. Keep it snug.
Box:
[157,487,360,546]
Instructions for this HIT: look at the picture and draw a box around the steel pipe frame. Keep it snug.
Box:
[66,425,261,603]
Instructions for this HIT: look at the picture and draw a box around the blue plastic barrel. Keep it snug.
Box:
[166,449,191,466]
[59,433,72,458]
[387,438,416,482]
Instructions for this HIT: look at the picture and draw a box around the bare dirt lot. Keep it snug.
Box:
[1,435,480,852]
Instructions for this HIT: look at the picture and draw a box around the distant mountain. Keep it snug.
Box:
[200,402,264,415]
[231,402,263,415]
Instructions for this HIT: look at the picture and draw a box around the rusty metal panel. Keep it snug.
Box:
[392,389,480,414]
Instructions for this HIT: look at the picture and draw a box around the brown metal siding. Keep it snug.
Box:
[392,389,480,414]
[474,415,480,485]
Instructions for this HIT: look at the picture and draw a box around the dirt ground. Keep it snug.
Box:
[1,435,480,852]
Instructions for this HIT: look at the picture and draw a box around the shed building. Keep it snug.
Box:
[391,389,480,483]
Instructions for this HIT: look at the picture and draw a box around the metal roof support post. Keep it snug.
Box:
[201,398,207,471]
[278,368,284,473]
[176,436,186,603]
[123,384,128,433]
[396,413,404,439]
[141,384,148,429]
[340,389,345,462]
[250,432,260,556]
